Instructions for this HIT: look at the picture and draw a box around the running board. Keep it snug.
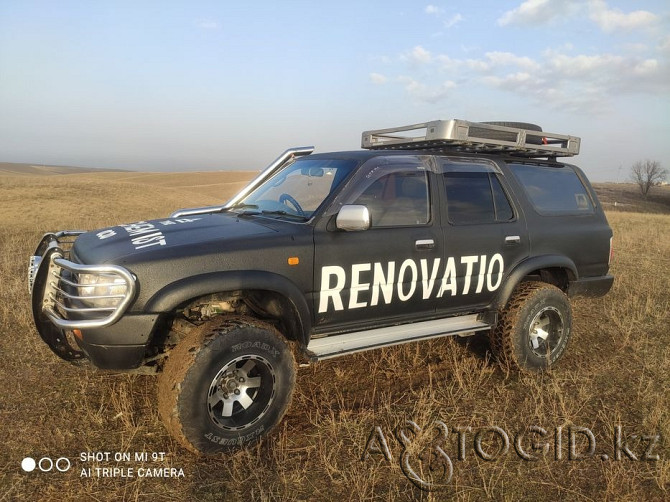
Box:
[306,314,491,361]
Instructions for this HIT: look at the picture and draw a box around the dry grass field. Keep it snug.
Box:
[0,171,668,501]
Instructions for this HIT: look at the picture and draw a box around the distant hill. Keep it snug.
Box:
[0,162,130,176]
[593,183,670,214]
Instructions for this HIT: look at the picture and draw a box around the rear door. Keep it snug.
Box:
[436,158,530,313]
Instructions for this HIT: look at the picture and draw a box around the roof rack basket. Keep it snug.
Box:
[361,119,580,158]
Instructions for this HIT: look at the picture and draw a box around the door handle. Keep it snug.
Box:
[415,239,435,250]
[505,235,521,245]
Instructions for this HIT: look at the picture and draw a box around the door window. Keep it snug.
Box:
[444,172,514,224]
[352,168,430,227]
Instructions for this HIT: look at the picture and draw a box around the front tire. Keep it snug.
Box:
[158,317,296,454]
[489,282,572,372]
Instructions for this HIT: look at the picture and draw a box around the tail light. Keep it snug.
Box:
[608,236,613,266]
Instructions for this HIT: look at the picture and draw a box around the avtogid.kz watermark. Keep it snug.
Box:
[362,421,662,491]
[21,451,184,479]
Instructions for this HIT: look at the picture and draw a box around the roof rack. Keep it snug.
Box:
[361,119,580,158]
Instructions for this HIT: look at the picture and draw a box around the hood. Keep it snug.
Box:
[72,213,277,264]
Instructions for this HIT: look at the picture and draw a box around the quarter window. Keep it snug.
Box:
[509,163,594,215]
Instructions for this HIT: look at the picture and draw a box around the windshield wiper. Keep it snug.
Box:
[259,210,308,221]
[222,205,307,220]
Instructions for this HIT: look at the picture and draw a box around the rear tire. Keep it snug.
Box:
[489,282,572,372]
[158,316,296,454]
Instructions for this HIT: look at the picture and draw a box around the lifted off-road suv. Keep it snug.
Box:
[29,120,613,454]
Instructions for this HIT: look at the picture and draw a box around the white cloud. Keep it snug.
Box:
[491,50,666,110]
[659,36,670,53]
[385,0,668,111]
[402,45,432,65]
[444,13,463,28]
[369,73,388,84]
[497,0,557,27]
[498,0,659,32]
[436,54,461,70]
[624,43,649,53]
[388,42,668,112]
[546,52,624,77]
[483,72,546,96]
[484,51,540,71]
[459,52,539,72]
[460,44,477,54]
[398,76,456,103]
[197,19,220,30]
[632,59,658,75]
[588,0,658,32]
[425,5,443,16]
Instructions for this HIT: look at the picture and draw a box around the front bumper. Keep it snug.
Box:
[29,231,153,370]
[32,313,157,369]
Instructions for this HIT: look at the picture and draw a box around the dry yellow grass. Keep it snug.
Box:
[0,173,668,501]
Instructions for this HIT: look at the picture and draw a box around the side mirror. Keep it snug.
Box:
[336,205,370,231]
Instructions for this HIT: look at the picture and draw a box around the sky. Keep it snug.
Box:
[1,0,668,181]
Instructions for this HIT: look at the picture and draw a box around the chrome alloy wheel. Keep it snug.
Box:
[207,355,276,431]
[528,306,564,358]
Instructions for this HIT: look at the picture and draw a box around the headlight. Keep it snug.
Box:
[77,273,128,308]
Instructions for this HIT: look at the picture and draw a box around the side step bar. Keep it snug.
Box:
[306,314,491,361]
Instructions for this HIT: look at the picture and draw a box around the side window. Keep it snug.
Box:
[509,163,594,215]
[351,168,430,227]
[491,176,514,221]
[444,172,514,224]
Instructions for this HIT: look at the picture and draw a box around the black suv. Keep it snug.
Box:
[29,120,613,453]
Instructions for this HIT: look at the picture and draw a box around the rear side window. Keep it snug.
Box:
[444,172,514,224]
[509,164,594,215]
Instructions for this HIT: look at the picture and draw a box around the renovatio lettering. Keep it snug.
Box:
[318,254,504,313]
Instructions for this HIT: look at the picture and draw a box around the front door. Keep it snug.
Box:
[313,156,443,331]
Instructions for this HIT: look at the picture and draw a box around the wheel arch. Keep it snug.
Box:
[144,271,312,347]
[493,255,577,310]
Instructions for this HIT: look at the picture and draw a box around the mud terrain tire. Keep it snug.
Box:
[158,316,296,454]
[489,282,572,372]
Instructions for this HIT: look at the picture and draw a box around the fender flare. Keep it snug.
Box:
[492,255,578,310]
[144,271,312,347]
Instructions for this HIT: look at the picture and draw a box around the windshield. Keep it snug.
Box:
[233,157,357,221]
